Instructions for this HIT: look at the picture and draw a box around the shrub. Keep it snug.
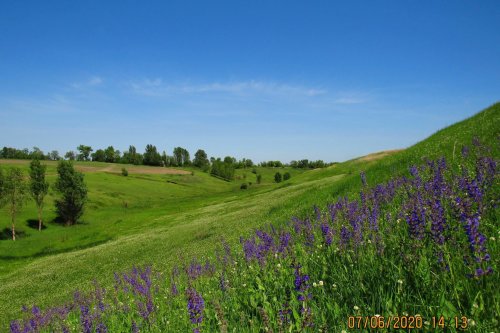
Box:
[240,183,248,190]
[121,168,128,177]
[256,174,262,184]
[283,172,291,181]
[274,172,282,183]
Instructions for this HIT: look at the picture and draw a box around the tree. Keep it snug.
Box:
[30,147,45,160]
[77,145,93,161]
[48,150,61,161]
[173,147,183,166]
[274,172,282,183]
[54,161,87,226]
[92,149,106,162]
[283,172,291,181]
[64,151,76,161]
[193,149,209,169]
[143,144,162,166]
[104,146,116,163]
[181,148,191,166]
[3,168,28,240]
[29,159,49,231]
[123,145,142,165]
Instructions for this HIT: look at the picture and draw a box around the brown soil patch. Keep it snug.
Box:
[0,159,190,175]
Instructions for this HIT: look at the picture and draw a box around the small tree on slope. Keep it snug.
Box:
[54,160,87,226]
[29,159,49,231]
[3,168,28,240]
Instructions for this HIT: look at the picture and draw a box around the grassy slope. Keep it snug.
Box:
[0,103,498,327]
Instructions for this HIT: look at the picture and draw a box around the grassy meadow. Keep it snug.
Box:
[0,103,499,331]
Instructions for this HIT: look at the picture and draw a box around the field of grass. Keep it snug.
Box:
[0,103,498,331]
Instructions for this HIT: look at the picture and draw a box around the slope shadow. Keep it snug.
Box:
[50,216,88,226]
[26,219,47,230]
[0,228,27,240]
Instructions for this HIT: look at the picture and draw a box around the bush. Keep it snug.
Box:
[121,168,128,177]
[240,183,248,190]
[274,172,282,183]
[251,168,257,174]
[283,172,291,181]
[256,174,262,184]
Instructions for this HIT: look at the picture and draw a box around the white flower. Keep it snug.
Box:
[374,314,380,317]
[473,303,479,308]
[332,283,338,289]
[402,311,408,316]
[468,319,476,326]
[397,279,404,284]
[277,263,281,268]
[367,239,372,244]
[489,236,496,241]
[341,330,347,333]
[313,282,317,287]
[353,305,359,311]
[424,321,430,326]
[319,280,324,286]
[242,283,247,287]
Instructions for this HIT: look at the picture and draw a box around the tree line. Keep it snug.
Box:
[0,160,87,240]
[1,146,333,182]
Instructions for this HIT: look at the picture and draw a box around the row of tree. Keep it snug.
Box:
[1,146,332,169]
[0,160,87,240]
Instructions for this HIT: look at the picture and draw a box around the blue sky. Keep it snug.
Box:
[0,1,499,162]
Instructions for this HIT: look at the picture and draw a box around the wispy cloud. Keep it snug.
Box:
[128,79,327,98]
[1,94,76,115]
[71,76,103,89]
[334,97,366,104]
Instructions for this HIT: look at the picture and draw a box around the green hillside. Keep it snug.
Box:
[0,103,498,329]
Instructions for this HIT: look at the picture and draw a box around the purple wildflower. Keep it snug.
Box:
[187,288,205,332]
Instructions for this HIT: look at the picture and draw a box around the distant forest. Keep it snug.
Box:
[0,145,333,181]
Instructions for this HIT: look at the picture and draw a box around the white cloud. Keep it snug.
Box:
[128,79,327,98]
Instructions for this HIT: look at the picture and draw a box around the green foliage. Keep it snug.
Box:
[29,159,49,231]
[173,147,190,166]
[274,172,282,183]
[143,144,162,166]
[193,149,209,169]
[210,158,235,181]
[91,149,106,162]
[121,168,128,177]
[54,161,88,226]
[283,172,291,181]
[64,151,76,161]
[256,174,262,184]
[2,167,28,240]
[240,183,248,189]
[77,145,93,161]
[122,145,143,165]
[104,146,116,163]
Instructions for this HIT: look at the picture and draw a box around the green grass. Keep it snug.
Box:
[0,102,498,329]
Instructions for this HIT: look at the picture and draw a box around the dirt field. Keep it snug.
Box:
[0,159,191,175]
